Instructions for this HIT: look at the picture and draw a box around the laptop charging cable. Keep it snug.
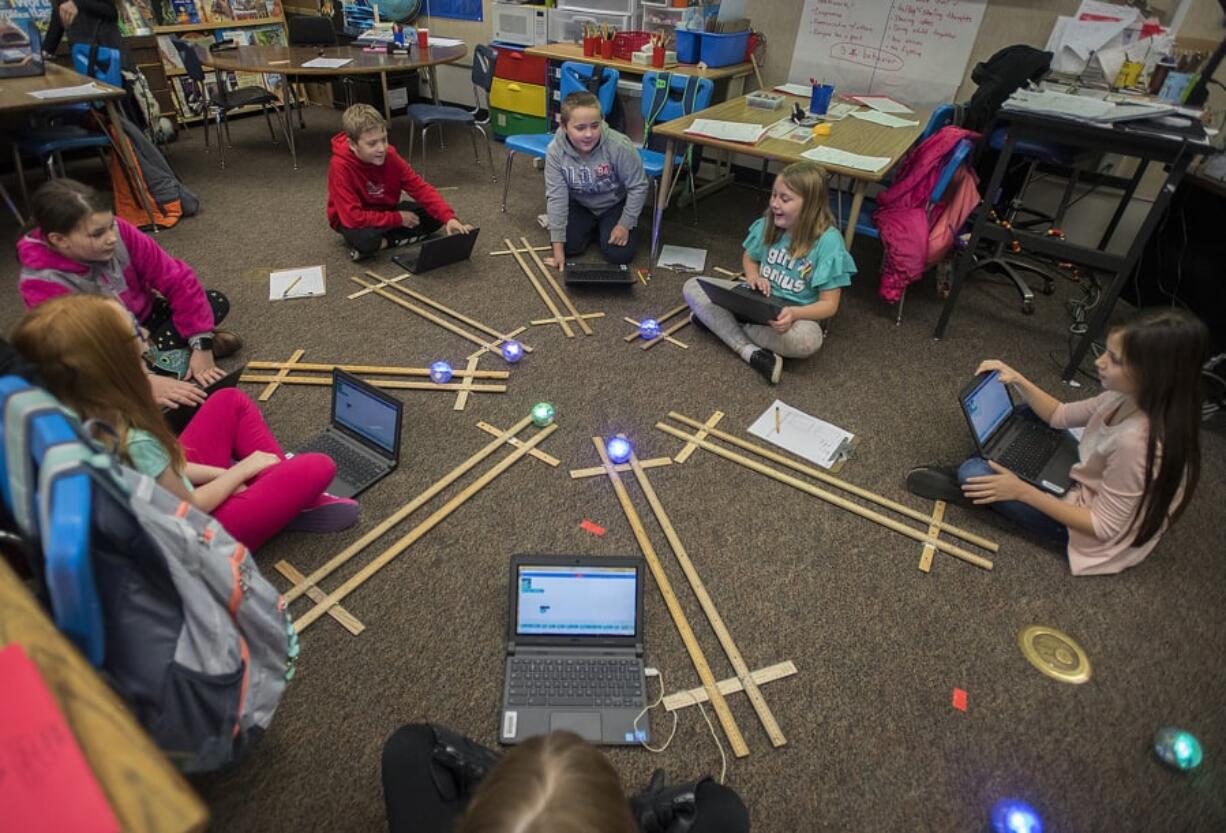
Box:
[633,668,727,785]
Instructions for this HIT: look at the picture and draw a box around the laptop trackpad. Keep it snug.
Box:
[550,712,601,742]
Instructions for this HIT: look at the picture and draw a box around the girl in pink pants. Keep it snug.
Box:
[11,294,359,552]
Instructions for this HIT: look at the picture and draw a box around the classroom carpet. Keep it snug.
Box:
[1,113,1224,833]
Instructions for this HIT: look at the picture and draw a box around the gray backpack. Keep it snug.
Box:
[1,377,297,772]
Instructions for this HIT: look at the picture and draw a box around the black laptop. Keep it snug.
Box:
[564,261,635,286]
[696,277,788,325]
[162,364,246,434]
[291,369,401,498]
[959,371,1080,495]
[501,554,648,747]
[391,227,480,273]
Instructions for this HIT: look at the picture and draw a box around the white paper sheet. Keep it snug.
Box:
[302,57,352,69]
[27,82,102,100]
[270,265,326,300]
[801,146,891,173]
[428,36,465,47]
[848,95,912,114]
[747,400,855,470]
[848,109,919,128]
[774,82,812,97]
[683,119,768,144]
[657,245,707,272]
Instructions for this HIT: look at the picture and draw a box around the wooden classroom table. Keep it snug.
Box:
[647,92,929,258]
[202,42,467,164]
[1,62,157,227]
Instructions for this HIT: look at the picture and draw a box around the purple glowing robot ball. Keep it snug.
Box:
[429,361,453,384]
[639,318,662,340]
[606,436,632,464]
[502,340,524,363]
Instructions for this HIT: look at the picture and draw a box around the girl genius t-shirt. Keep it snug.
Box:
[742,218,857,306]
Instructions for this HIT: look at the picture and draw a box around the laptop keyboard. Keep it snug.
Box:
[507,658,644,708]
[296,433,385,484]
[997,421,1061,479]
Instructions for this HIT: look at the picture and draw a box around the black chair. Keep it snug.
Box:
[287,14,353,121]
[172,38,289,169]
[406,43,496,179]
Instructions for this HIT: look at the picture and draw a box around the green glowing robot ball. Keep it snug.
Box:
[531,402,555,428]
[1154,727,1203,771]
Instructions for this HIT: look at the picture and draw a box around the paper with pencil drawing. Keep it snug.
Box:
[748,399,855,470]
[683,119,769,144]
[270,266,326,300]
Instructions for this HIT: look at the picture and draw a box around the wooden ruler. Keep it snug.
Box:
[624,304,689,343]
[521,236,593,336]
[593,437,749,758]
[656,422,994,571]
[628,453,786,747]
[258,347,305,401]
[569,456,673,480]
[477,421,560,467]
[919,500,946,573]
[673,410,724,464]
[246,361,507,380]
[240,374,506,394]
[664,661,797,712]
[505,237,574,338]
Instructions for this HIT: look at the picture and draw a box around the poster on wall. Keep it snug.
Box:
[786,0,987,107]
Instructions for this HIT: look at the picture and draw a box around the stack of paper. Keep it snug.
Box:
[1002,89,1116,120]
[849,109,920,128]
[748,400,855,470]
[848,95,913,114]
[428,36,465,48]
[270,266,326,300]
[302,57,352,69]
[684,119,769,144]
[801,146,891,174]
[27,82,102,100]
[774,82,812,97]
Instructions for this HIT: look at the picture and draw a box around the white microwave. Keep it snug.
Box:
[493,3,550,48]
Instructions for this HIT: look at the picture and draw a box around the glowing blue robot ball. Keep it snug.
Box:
[639,318,662,340]
[502,340,524,363]
[607,437,632,464]
[991,799,1043,833]
[429,360,453,384]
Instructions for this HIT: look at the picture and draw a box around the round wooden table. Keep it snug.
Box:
[201,43,467,166]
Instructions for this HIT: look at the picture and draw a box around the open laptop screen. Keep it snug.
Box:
[333,374,399,457]
[963,371,1013,445]
[516,565,638,637]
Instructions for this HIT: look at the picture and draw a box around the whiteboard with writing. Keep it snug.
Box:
[786,0,987,107]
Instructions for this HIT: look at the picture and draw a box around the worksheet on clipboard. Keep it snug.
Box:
[748,399,855,469]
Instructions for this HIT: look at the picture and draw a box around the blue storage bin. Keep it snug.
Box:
[675,29,700,64]
[700,30,749,68]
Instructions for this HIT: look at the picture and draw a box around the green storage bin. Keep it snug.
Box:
[492,108,550,139]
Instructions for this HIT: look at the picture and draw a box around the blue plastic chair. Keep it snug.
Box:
[639,71,714,257]
[0,376,104,666]
[500,61,620,212]
[406,43,496,179]
[10,45,123,208]
[829,135,975,323]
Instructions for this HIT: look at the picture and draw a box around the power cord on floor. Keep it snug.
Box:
[633,668,726,784]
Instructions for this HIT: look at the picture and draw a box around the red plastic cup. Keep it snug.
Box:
[583,35,596,57]
[600,39,614,59]
[417,27,429,49]
[652,46,665,67]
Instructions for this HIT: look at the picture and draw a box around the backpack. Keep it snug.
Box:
[0,376,297,773]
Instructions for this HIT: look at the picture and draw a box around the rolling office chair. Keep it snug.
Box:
[969,125,1081,314]
[10,45,123,208]
[172,38,289,170]
[287,14,350,126]
[638,71,714,260]
[405,43,496,179]
[500,61,619,212]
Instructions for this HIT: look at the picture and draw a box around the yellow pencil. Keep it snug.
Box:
[775,405,781,434]
[282,275,302,298]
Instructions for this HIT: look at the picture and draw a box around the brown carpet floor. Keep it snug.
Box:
[2,111,1224,832]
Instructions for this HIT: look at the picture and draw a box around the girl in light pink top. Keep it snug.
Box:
[910,309,1208,575]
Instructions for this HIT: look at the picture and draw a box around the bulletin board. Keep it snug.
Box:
[786,0,988,106]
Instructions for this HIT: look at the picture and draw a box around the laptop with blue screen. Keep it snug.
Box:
[959,370,1079,495]
[291,369,401,498]
[501,554,648,746]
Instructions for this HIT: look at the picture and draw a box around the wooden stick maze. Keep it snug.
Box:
[502,237,600,338]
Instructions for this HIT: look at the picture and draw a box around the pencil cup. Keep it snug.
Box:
[417,27,429,49]
[652,45,665,67]
[809,83,834,116]
[583,35,596,56]
[600,39,615,59]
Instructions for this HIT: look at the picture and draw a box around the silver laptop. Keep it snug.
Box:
[959,370,1080,495]
[291,369,401,498]
[501,554,648,746]
[390,227,480,273]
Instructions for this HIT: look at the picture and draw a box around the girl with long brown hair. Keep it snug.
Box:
[11,294,358,551]
[683,160,855,384]
[908,308,1209,575]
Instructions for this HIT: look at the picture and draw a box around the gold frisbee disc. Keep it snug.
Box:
[1018,625,1092,684]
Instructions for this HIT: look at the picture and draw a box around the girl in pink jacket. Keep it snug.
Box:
[17,178,240,409]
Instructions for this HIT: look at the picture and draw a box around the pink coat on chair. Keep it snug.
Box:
[873,126,981,303]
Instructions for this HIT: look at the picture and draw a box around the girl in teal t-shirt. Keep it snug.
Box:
[683,161,856,384]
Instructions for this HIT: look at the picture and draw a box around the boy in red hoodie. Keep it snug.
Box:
[327,104,473,261]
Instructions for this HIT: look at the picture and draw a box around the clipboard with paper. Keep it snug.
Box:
[747,399,858,472]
